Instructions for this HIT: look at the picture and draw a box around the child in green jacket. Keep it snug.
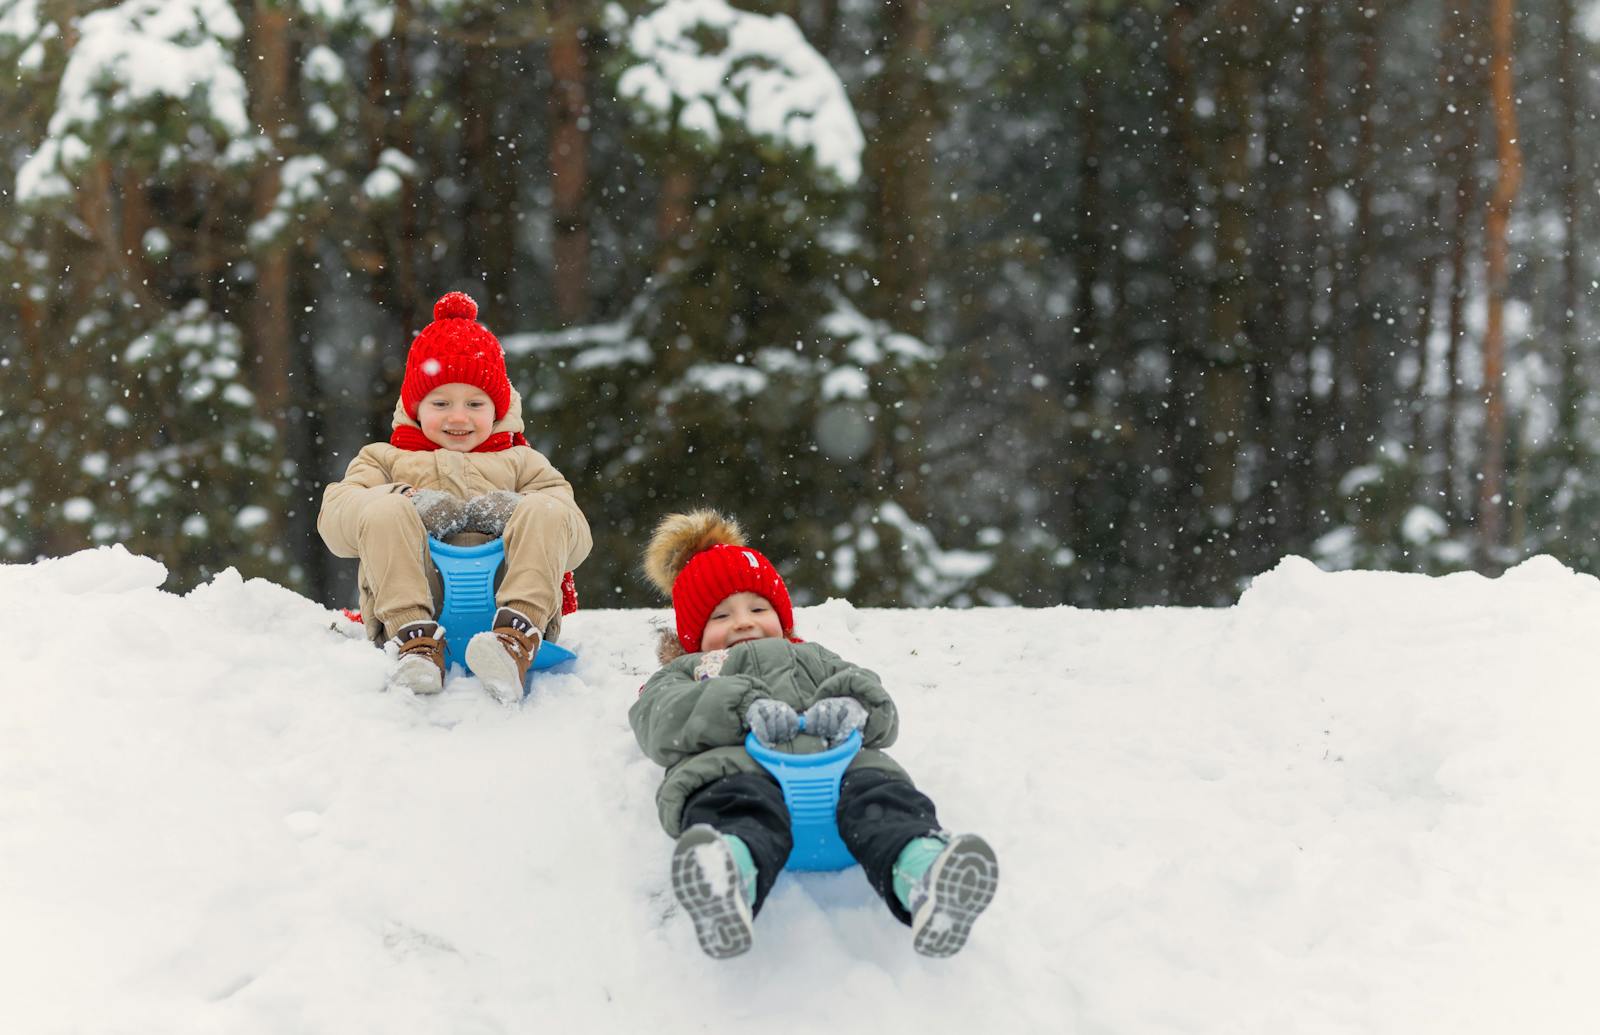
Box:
[629,510,999,959]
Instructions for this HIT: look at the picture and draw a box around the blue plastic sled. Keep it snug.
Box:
[743,718,864,872]
[428,537,577,685]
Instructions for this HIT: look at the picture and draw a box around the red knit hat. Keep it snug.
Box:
[643,511,795,654]
[399,292,512,420]
[671,544,795,654]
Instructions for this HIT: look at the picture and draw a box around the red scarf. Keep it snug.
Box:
[389,426,528,452]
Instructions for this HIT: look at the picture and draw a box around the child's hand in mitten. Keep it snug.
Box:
[744,699,800,746]
[802,697,868,746]
[411,489,468,539]
[463,490,523,535]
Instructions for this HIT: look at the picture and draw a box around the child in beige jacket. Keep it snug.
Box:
[318,291,591,702]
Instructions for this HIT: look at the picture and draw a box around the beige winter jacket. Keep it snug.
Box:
[318,390,589,637]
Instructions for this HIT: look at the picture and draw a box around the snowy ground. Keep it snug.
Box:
[4,546,1599,1034]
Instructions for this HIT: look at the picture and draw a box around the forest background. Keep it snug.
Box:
[2,0,1592,611]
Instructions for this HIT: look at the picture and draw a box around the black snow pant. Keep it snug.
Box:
[679,767,942,925]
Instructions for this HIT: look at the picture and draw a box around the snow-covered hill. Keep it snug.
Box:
[4,547,1599,1034]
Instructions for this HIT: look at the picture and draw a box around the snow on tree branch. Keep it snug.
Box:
[615,0,865,186]
[15,0,250,204]
[0,0,50,71]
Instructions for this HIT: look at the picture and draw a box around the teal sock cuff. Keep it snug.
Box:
[722,833,758,904]
[892,836,947,911]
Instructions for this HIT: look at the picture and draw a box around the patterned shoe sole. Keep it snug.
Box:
[465,633,527,705]
[911,834,1000,958]
[671,827,754,960]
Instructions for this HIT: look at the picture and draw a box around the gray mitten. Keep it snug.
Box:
[411,489,468,539]
[744,698,801,747]
[463,490,523,536]
[802,697,868,746]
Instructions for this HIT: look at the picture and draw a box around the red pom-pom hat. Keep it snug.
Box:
[399,292,512,420]
[672,543,795,654]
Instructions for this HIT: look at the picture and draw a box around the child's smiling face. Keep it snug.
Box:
[700,591,784,651]
[417,383,494,451]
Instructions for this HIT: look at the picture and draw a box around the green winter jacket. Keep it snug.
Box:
[629,637,910,836]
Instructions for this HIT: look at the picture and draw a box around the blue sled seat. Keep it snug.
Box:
[428,537,577,683]
[743,719,864,872]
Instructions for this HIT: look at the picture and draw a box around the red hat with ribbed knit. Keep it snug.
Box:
[399,292,512,420]
[673,543,795,654]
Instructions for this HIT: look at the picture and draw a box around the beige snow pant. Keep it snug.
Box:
[352,492,592,643]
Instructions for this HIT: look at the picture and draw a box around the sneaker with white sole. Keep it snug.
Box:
[387,621,445,695]
[670,824,755,959]
[465,607,539,705]
[905,833,999,958]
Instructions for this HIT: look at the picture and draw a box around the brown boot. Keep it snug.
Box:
[465,607,540,705]
[388,620,446,695]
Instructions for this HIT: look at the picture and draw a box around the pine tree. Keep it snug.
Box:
[3,0,291,585]
[502,0,970,607]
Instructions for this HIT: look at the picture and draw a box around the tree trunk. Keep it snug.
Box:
[1069,22,1103,409]
[1299,0,1333,541]
[1161,0,1205,601]
[549,0,592,325]
[1409,0,1470,492]
[77,159,153,309]
[458,11,516,309]
[1344,7,1381,467]
[1442,0,1481,522]
[244,0,296,569]
[1479,0,1522,559]
[1201,4,1255,558]
[114,168,154,286]
[1251,11,1293,572]
[869,0,935,338]
[363,2,421,443]
[1411,187,1443,469]
[655,163,695,274]
[247,1,295,429]
[1556,0,1581,467]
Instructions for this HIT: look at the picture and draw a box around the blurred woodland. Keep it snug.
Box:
[3,0,1594,609]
